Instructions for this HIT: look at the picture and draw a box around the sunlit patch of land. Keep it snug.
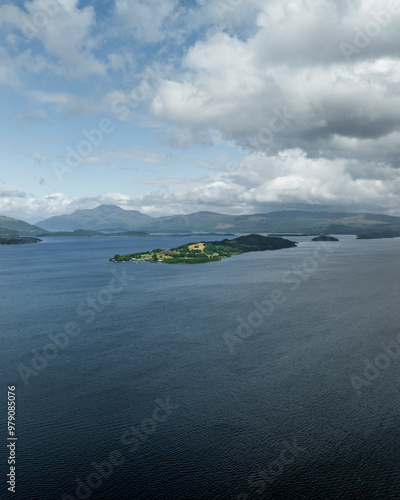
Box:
[109,234,297,264]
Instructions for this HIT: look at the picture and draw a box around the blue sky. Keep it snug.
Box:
[1,0,400,221]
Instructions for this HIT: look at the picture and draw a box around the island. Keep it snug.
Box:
[109,234,297,264]
[311,235,339,242]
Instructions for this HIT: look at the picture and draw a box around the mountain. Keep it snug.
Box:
[36,205,400,234]
[0,216,47,236]
[37,204,153,231]
[147,210,400,234]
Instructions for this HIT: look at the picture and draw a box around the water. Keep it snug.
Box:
[1,235,400,499]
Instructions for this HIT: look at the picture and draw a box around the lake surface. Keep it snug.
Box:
[1,235,400,499]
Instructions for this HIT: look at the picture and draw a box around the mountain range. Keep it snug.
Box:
[3,205,400,237]
[34,204,400,235]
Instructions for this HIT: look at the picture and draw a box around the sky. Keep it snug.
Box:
[1,0,400,221]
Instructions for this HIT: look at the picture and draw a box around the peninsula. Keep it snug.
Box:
[0,226,42,245]
[109,234,297,264]
[0,235,42,245]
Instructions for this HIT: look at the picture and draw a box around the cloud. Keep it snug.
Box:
[114,0,178,43]
[8,145,400,219]
[105,147,172,164]
[33,153,44,164]
[0,188,26,199]
[149,0,400,169]
[0,191,149,218]
[15,108,48,124]
[120,149,400,214]
[0,45,22,87]
[2,0,400,218]
[28,90,70,105]
[0,189,27,216]
[189,159,225,171]
[0,0,105,80]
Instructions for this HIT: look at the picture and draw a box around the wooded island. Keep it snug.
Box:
[109,234,297,264]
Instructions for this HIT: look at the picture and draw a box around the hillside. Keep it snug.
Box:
[357,230,400,239]
[0,216,47,236]
[37,205,400,235]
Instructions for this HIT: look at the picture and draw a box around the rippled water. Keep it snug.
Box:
[1,235,400,499]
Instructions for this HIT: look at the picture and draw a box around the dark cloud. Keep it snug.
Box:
[0,188,26,198]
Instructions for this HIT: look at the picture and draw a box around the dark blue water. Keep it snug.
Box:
[2,235,400,499]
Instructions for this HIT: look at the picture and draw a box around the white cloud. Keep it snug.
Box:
[2,0,400,217]
[0,0,105,80]
[7,146,400,219]
[129,149,400,214]
[0,45,21,86]
[29,90,70,105]
[115,0,178,43]
[150,0,400,165]
[0,191,153,218]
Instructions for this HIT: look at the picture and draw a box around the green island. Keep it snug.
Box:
[109,234,297,264]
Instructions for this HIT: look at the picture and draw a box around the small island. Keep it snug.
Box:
[109,234,297,264]
[311,235,339,242]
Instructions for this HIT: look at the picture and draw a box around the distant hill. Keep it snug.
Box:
[37,204,153,231]
[0,216,47,236]
[357,230,400,239]
[37,205,400,235]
